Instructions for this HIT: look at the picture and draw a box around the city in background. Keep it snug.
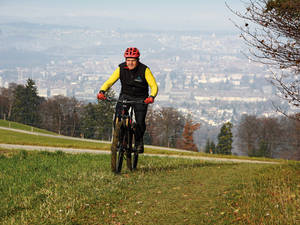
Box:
[0,0,297,152]
[0,22,295,151]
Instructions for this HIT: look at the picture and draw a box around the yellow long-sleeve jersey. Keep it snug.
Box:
[100,66,158,98]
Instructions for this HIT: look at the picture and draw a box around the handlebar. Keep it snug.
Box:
[117,99,146,104]
[99,98,146,105]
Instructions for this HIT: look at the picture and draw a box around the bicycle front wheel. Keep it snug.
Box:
[116,120,127,173]
[111,121,121,173]
[133,152,139,170]
[132,123,138,170]
[126,122,134,171]
[116,148,124,173]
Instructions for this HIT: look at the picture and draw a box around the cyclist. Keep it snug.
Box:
[97,47,158,153]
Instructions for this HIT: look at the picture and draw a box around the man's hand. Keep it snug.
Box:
[144,96,154,104]
[97,91,106,100]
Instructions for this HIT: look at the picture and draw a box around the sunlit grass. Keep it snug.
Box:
[0,150,299,224]
[0,120,58,135]
[0,127,285,163]
[0,119,285,163]
[0,129,110,150]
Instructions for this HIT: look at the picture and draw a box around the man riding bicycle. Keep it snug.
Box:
[97,47,158,153]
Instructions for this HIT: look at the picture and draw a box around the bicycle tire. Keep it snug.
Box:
[116,147,124,173]
[133,152,139,170]
[132,123,139,170]
[111,121,121,173]
[126,120,133,171]
[116,120,127,173]
[126,151,132,171]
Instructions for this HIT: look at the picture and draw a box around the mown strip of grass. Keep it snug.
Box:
[0,120,58,135]
[0,128,285,163]
[0,119,286,163]
[144,147,285,163]
[0,150,299,224]
[0,129,110,150]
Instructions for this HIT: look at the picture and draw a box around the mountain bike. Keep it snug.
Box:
[111,99,144,173]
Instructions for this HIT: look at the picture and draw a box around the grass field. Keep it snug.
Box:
[0,127,286,163]
[0,120,58,135]
[0,129,111,150]
[0,150,299,225]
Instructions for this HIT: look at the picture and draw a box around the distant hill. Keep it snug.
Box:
[0,22,81,30]
[0,48,51,68]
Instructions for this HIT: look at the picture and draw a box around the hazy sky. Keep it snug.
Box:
[0,0,245,31]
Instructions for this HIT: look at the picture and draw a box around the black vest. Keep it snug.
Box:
[119,62,149,98]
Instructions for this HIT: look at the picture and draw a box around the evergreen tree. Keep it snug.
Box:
[80,97,115,141]
[205,139,211,153]
[11,79,43,126]
[95,89,116,140]
[80,103,98,139]
[210,141,216,154]
[216,122,233,155]
[250,140,271,158]
[205,139,216,154]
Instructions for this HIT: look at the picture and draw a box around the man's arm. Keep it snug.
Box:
[145,67,158,97]
[100,67,120,92]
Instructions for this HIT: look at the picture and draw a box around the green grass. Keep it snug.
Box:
[0,119,286,163]
[0,128,285,164]
[0,129,111,150]
[0,120,58,135]
[145,147,285,163]
[0,150,299,225]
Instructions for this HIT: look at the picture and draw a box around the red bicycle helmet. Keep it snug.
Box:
[124,47,140,58]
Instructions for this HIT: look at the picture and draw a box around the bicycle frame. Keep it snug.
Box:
[111,99,144,173]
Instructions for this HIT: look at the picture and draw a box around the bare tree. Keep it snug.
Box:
[0,83,18,120]
[0,90,9,119]
[39,95,81,136]
[146,107,185,148]
[279,113,300,160]
[257,116,284,157]
[237,115,261,156]
[236,114,300,159]
[177,117,200,151]
[228,0,300,116]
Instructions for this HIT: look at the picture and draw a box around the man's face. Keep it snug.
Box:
[126,58,138,70]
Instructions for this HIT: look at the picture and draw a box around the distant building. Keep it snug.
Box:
[156,94,169,102]
[262,86,272,95]
[50,88,67,96]
[38,88,48,98]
